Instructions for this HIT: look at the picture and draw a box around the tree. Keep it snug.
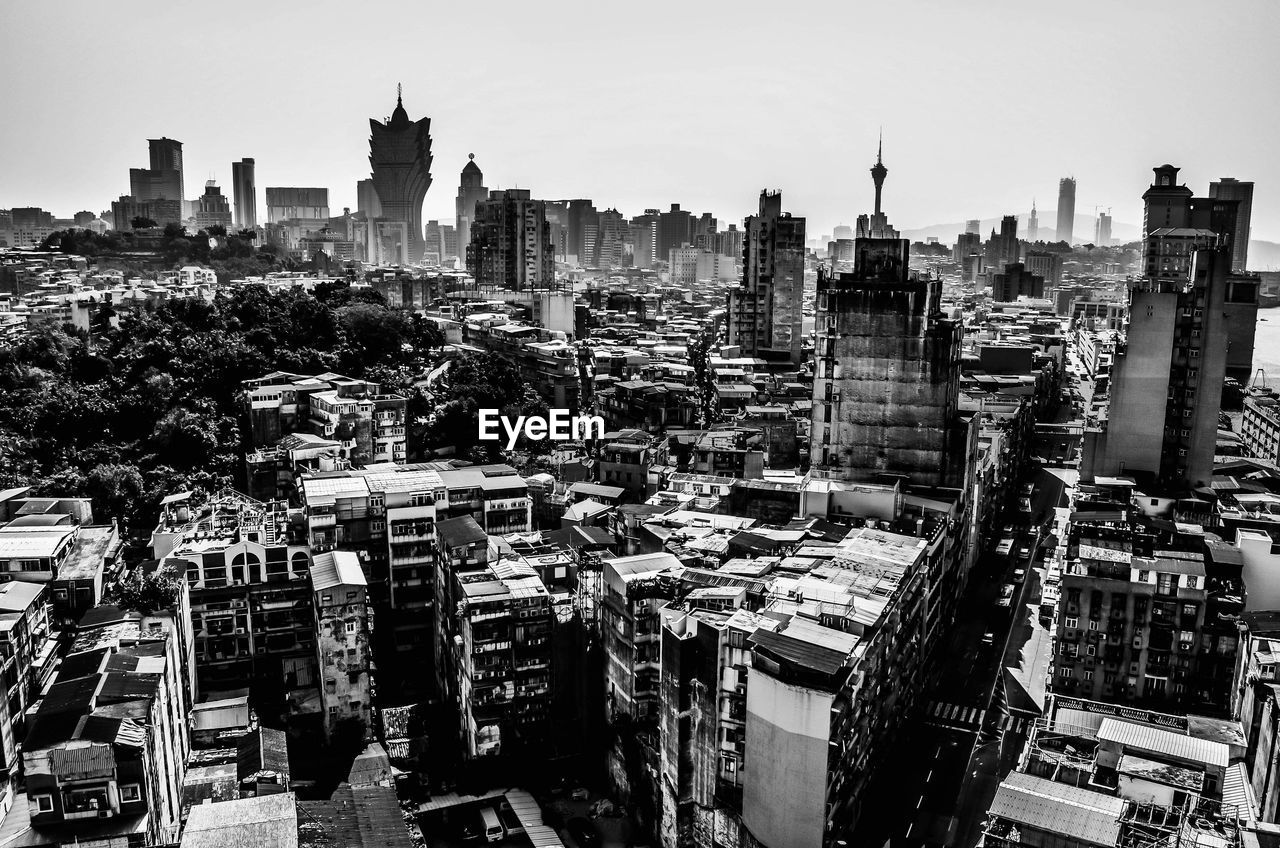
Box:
[131,216,157,229]
[105,568,181,615]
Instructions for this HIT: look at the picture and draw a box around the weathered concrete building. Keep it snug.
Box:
[726,191,806,364]
[810,237,968,489]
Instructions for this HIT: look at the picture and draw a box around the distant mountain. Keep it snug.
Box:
[1250,240,1280,272]
[901,212,1139,246]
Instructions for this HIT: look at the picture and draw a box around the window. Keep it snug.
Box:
[1089,620,1099,631]
[1065,617,1078,630]
[322,594,332,604]
[34,795,53,813]
[120,784,141,802]
[346,621,357,633]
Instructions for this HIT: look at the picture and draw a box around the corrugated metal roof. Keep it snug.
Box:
[1097,718,1229,768]
[988,772,1124,846]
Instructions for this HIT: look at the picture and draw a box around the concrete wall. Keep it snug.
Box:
[743,671,831,848]
[1093,290,1175,479]
[812,280,962,486]
[1240,529,1280,612]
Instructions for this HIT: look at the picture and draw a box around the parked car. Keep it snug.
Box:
[1013,568,1026,583]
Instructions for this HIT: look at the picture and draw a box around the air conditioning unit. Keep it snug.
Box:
[235,628,246,635]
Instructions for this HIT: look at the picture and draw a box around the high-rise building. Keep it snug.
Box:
[1027,201,1038,241]
[356,178,382,218]
[629,210,659,268]
[658,204,693,260]
[1085,165,1239,491]
[810,238,967,488]
[1094,211,1112,246]
[264,187,329,223]
[423,219,445,264]
[725,190,807,363]
[455,154,487,254]
[985,214,1020,267]
[1209,176,1254,272]
[991,262,1045,302]
[1056,176,1076,244]
[367,89,433,261]
[193,180,233,231]
[467,189,555,290]
[126,138,185,208]
[965,219,981,235]
[231,158,256,229]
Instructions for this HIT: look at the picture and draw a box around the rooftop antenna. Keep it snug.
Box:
[397,82,402,103]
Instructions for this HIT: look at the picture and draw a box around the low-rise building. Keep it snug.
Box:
[20,611,190,847]
[310,551,373,741]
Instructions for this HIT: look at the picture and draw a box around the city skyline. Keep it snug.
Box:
[2,0,1278,243]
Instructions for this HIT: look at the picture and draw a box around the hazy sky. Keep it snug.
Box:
[2,0,1278,241]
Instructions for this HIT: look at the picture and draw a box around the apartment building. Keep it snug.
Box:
[21,612,190,847]
[151,491,315,696]
[0,490,122,625]
[242,372,407,465]
[310,551,372,741]
[441,555,553,762]
[298,463,530,698]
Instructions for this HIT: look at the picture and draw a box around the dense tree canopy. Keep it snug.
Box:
[0,284,456,540]
[40,226,301,284]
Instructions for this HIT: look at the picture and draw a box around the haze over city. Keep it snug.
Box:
[4,4,1280,848]
[2,0,1279,241]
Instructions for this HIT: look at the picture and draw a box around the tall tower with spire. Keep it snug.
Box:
[856,136,899,240]
[368,85,434,262]
[870,132,888,216]
[1028,199,1039,241]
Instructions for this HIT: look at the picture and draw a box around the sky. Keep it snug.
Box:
[2,0,1278,242]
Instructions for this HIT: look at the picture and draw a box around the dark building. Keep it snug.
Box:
[810,238,967,488]
[991,262,1044,302]
[232,158,257,229]
[455,154,488,255]
[725,191,807,363]
[1056,176,1076,244]
[1087,167,1242,490]
[367,89,433,261]
[467,189,555,290]
[657,204,692,262]
[193,181,233,231]
[1209,176,1254,272]
[984,214,1020,268]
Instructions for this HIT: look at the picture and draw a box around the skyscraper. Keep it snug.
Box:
[1094,211,1112,246]
[367,88,433,262]
[657,204,693,260]
[148,137,184,201]
[810,238,966,487]
[231,158,256,229]
[1086,165,1239,491]
[965,219,981,235]
[1056,177,1076,244]
[1209,177,1254,272]
[725,191,806,363]
[466,189,555,290]
[455,154,487,254]
[355,179,380,218]
[193,181,233,231]
[1027,200,1038,241]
